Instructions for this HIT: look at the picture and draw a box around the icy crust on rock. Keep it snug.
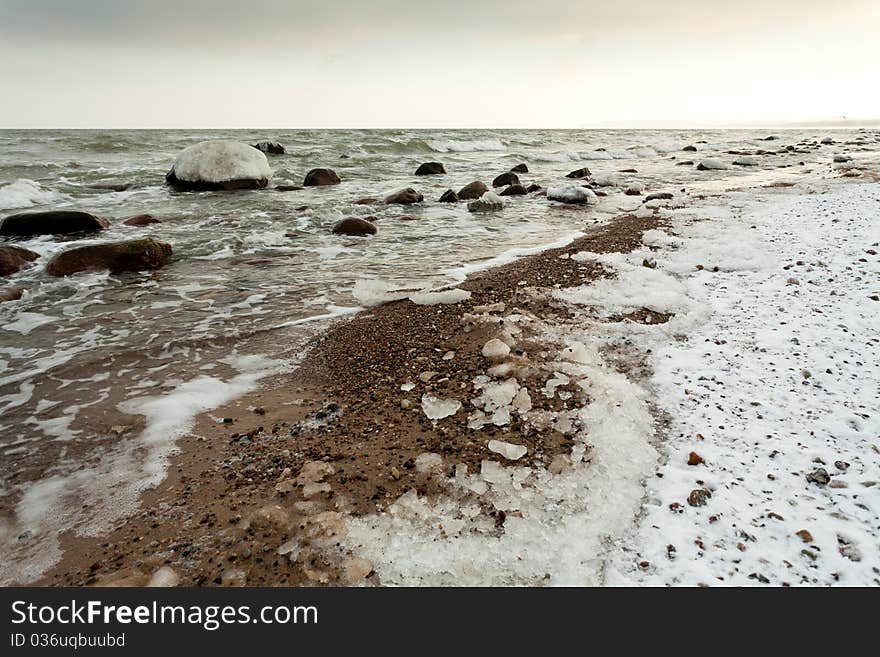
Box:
[169,140,272,184]
[606,182,880,586]
[546,184,597,204]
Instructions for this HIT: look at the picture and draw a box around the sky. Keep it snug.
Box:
[0,0,878,128]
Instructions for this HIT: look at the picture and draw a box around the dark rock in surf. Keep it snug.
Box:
[414,162,446,176]
[645,192,674,201]
[275,185,304,192]
[457,181,489,200]
[0,285,24,303]
[438,189,459,203]
[332,217,377,236]
[0,210,110,237]
[526,184,543,193]
[122,214,162,227]
[354,197,379,205]
[499,184,528,196]
[682,145,697,152]
[492,172,520,188]
[676,160,695,166]
[88,183,132,192]
[385,188,424,205]
[510,163,529,173]
[565,167,591,179]
[252,141,285,155]
[303,168,341,186]
[0,245,39,277]
[46,238,173,277]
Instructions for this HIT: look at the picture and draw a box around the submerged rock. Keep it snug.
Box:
[88,183,132,192]
[645,192,674,201]
[252,141,285,155]
[385,188,424,205]
[457,180,489,200]
[275,185,304,192]
[414,162,446,175]
[332,217,377,236]
[546,184,597,204]
[122,213,162,227]
[467,191,504,213]
[697,159,731,171]
[303,168,341,186]
[0,285,24,302]
[565,167,591,179]
[166,140,271,191]
[438,189,459,203]
[510,163,529,173]
[0,245,39,276]
[0,210,109,237]
[46,238,173,277]
[526,183,543,193]
[492,172,520,188]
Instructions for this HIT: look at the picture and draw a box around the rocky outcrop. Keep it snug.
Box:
[332,217,377,236]
[303,168,341,186]
[492,172,520,187]
[0,210,109,237]
[0,245,39,276]
[46,238,173,277]
[122,214,162,227]
[252,141,285,155]
[510,163,528,173]
[565,167,591,179]
[499,184,528,196]
[438,189,459,203]
[457,181,489,200]
[414,162,446,175]
[166,140,271,191]
[385,188,424,205]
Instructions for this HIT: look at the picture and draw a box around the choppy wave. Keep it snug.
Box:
[0,179,64,210]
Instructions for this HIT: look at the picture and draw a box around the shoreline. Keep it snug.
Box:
[38,208,665,586]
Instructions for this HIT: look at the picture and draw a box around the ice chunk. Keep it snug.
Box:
[421,394,461,420]
[147,566,179,587]
[410,288,471,305]
[488,440,528,461]
[480,460,509,485]
[697,158,731,170]
[414,452,443,473]
[481,338,510,360]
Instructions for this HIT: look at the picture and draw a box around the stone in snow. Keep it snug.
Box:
[421,394,461,420]
[488,439,527,461]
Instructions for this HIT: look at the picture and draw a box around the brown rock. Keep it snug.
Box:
[510,163,529,173]
[0,285,24,302]
[795,529,814,543]
[303,168,341,186]
[492,172,520,188]
[0,245,39,276]
[438,189,459,203]
[354,197,379,205]
[687,488,712,507]
[687,451,705,466]
[46,238,173,277]
[88,183,132,192]
[499,184,528,196]
[645,192,674,201]
[122,214,162,227]
[565,167,591,179]
[332,218,377,236]
[526,184,543,193]
[457,181,489,200]
[385,188,424,205]
[275,185,304,192]
[414,162,446,175]
[0,211,110,237]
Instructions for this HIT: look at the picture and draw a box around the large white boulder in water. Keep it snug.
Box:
[165,140,272,191]
[546,184,597,204]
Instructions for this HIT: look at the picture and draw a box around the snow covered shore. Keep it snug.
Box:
[606,181,879,586]
[344,178,879,586]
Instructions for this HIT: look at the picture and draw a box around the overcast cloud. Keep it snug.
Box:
[0,0,877,127]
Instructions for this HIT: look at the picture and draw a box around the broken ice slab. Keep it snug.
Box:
[421,394,462,420]
[488,439,528,460]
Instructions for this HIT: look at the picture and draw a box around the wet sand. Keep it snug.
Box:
[40,209,666,587]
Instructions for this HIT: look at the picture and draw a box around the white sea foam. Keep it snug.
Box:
[0,179,63,210]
